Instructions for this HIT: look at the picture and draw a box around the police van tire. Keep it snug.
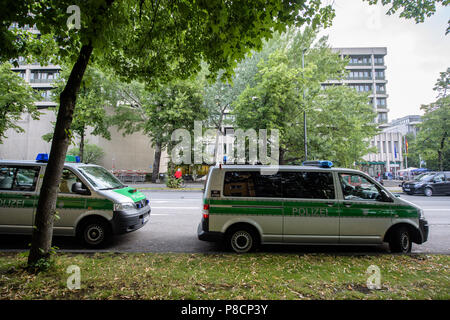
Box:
[227,226,259,254]
[78,218,111,248]
[389,227,412,254]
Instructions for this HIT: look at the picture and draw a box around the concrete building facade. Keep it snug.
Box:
[383,115,422,137]
[362,131,404,177]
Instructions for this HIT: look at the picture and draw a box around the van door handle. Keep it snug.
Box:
[343,202,352,208]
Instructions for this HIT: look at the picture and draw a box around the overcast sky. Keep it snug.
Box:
[319,0,450,121]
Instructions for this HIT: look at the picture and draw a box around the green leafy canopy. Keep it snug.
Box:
[0,62,41,143]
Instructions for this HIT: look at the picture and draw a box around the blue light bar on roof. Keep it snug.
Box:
[36,153,49,163]
[302,160,333,168]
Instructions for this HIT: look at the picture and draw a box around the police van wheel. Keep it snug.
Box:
[389,227,412,254]
[79,219,110,248]
[227,226,259,253]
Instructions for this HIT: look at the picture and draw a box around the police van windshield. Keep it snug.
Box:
[78,166,124,190]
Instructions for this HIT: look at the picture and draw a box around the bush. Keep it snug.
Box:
[68,144,104,164]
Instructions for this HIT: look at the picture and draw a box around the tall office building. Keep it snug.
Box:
[323,47,389,127]
[322,47,407,175]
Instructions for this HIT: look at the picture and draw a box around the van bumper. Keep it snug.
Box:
[197,221,223,242]
[111,206,151,235]
[418,218,429,244]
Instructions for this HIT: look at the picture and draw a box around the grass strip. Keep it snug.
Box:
[0,252,448,300]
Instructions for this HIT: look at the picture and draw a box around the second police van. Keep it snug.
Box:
[198,161,429,253]
[0,154,150,247]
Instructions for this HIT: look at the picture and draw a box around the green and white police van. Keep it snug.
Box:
[198,162,429,253]
[0,154,150,247]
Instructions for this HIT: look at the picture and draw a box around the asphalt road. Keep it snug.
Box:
[0,191,448,254]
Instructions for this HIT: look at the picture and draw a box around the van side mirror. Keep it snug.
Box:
[380,190,393,202]
[71,182,91,195]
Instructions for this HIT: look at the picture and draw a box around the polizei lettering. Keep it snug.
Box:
[0,198,25,208]
[292,207,328,217]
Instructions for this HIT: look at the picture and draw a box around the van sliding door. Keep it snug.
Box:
[282,171,339,243]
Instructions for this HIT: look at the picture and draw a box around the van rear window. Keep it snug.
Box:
[223,171,282,197]
[282,172,335,199]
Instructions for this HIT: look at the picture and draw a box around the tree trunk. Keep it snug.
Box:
[438,134,447,172]
[279,149,286,165]
[79,127,85,163]
[28,44,93,267]
[151,142,162,183]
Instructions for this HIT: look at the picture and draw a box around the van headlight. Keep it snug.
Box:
[418,208,425,219]
[114,202,135,211]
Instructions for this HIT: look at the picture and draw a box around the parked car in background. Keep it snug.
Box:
[402,172,450,196]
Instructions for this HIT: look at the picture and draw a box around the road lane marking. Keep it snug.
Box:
[151,206,199,209]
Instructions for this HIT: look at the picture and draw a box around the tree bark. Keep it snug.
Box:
[79,127,85,163]
[438,133,447,172]
[151,141,162,183]
[28,44,93,267]
[279,148,286,165]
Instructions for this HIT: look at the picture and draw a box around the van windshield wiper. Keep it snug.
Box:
[99,186,122,190]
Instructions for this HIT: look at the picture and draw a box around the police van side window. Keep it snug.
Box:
[59,169,84,194]
[223,171,282,197]
[282,172,335,199]
[0,166,40,191]
[0,167,15,189]
[339,173,382,201]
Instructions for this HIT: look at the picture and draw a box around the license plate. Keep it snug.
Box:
[404,188,410,191]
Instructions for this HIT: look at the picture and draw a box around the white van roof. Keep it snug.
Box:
[213,164,362,174]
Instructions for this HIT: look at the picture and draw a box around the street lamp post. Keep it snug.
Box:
[302,49,308,161]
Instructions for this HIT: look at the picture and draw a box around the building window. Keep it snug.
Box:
[378,113,388,124]
[376,84,385,93]
[375,70,385,79]
[349,84,372,92]
[348,70,372,80]
[349,55,372,65]
[30,70,59,83]
[35,89,55,102]
[376,98,386,107]
[13,71,26,79]
[374,56,384,65]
